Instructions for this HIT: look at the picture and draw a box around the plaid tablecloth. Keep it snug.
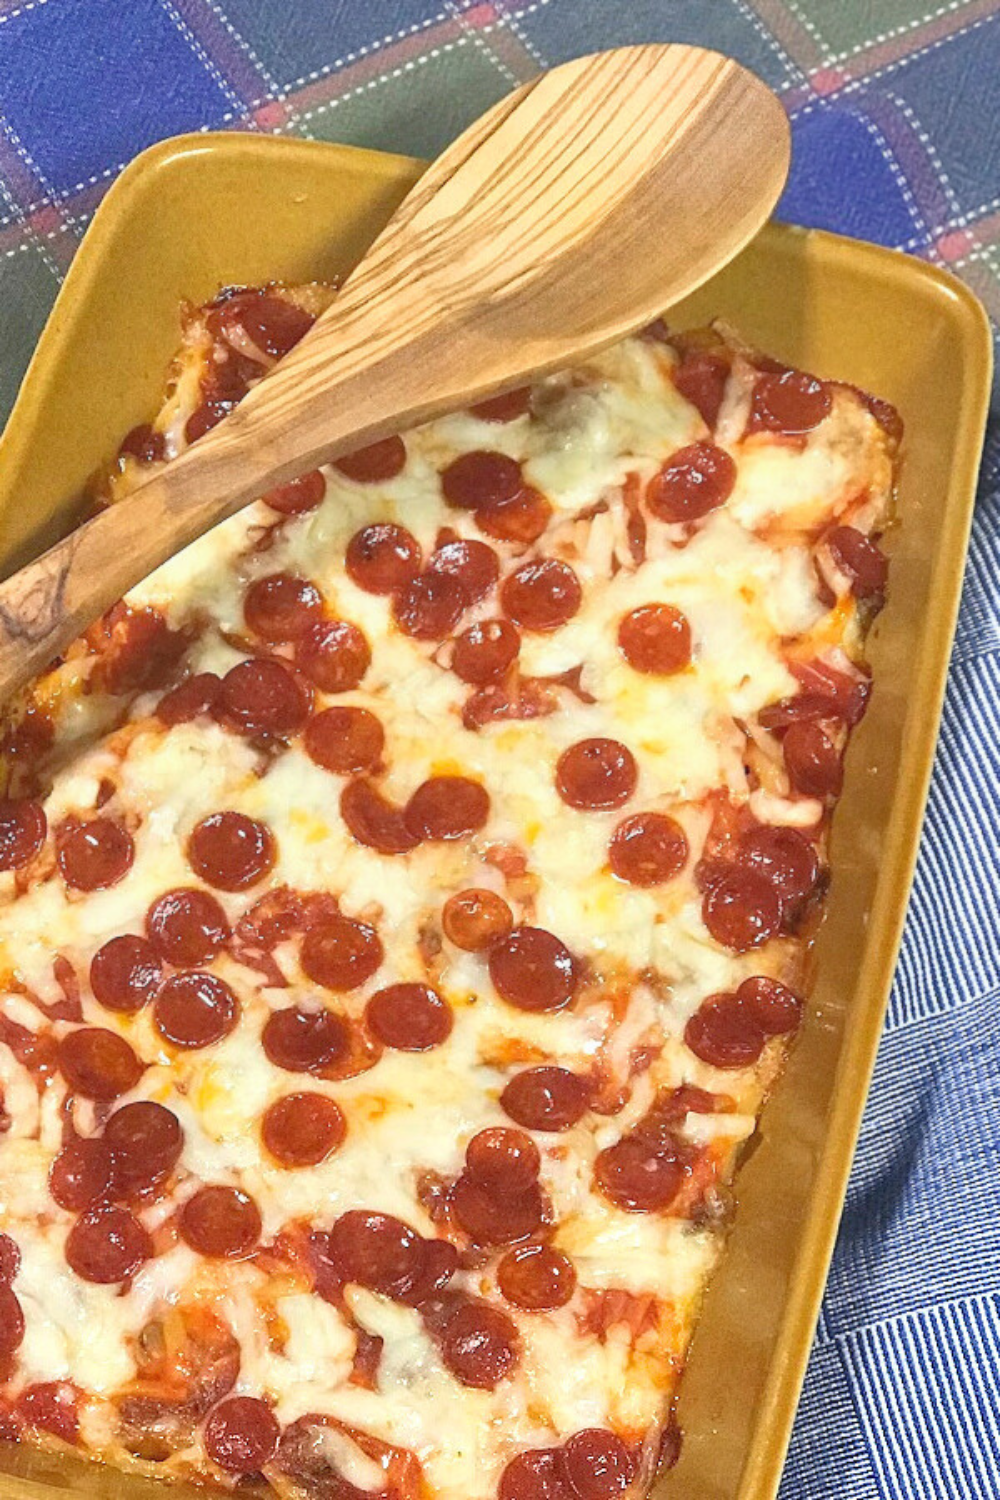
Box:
[1,3,998,1497]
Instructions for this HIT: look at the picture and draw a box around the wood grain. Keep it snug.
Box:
[0,44,789,702]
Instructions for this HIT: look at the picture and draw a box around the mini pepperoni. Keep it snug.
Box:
[685,991,765,1069]
[15,1382,78,1442]
[345,523,421,597]
[749,370,832,435]
[442,451,523,510]
[154,973,238,1049]
[300,917,383,992]
[702,869,782,952]
[49,1138,117,1212]
[57,819,134,892]
[672,348,729,430]
[501,559,581,633]
[204,1396,279,1474]
[451,620,520,684]
[65,1203,151,1283]
[502,1066,590,1134]
[305,707,384,776]
[500,1448,571,1500]
[181,1186,261,1259]
[104,1102,184,1193]
[498,1243,576,1311]
[442,889,513,952]
[594,1138,686,1212]
[90,935,162,1014]
[736,825,819,904]
[224,293,314,358]
[146,888,231,965]
[326,1210,427,1299]
[477,487,553,544]
[392,572,466,640]
[294,620,370,694]
[618,604,691,675]
[262,470,326,515]
[466,1128,539,1192]
[783,721,843,798]
[188,812,276,892]
[262,1008,351,1073]
[561,1429,635,1500]
[451,1173,543,1246]
[156,672,221,726]
[827,525,888,600]
[0,1236,20,1284]
[219,658,310,737]
[609,812,688,886]
[0,799,46,871]
[365,984,452,1051]
[340,779,419,854]
[490,927,577,1013]
[737,975,803,1036]
[556,739,637,812]
[0,1286,23,1355]
[262,1093,346,1168]
[58,1028,142,1101]
[334,436,407,484]
[428,538,499,605]
[119,423,165,463]
[470,387,532,422]
[243,573,323,641]
[405,776,490,841]
[647,442,736,524]
[440,1300,519,1389]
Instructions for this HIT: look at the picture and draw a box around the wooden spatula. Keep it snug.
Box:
[0,44,789,703]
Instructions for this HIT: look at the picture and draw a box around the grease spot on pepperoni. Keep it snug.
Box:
[0,799,46,871]
[404,777,489,841]
[219,658,309,738]
[104,1102,184,1194]
[466,1128,539,1192]
[749,370,832,435]
[470,388,532,422]
[672,349,730,430]
[58,1028,143,1101]
[439,1300,519,1389]
[498,1243,576,1311]
[476,488,552,544]
[442,451,523,510]
[618,605,691,675]
[262,1093,346,1168]
[305,707,384,776]
[501,1067,591,1132]
[0,1286,24,1356]
[346,524,422,595]
[326,1211,428,1299]
[428,539,499,605]
[685,991,764,1069]
[262,1008,350,1074]
[65,1204,151,1283]
[594,1137,685,1212]
[736,825,819,904]
[737,975,803,1036]
[262,471,326,515]
[146,888,230,965]
[0,1236,20,1284]
[90,935,162,1013]
[243,573,323,641]
[783,721,843,798]
[204,1396,279,1474]
[154,973,238,1050]
[451,1174,543,1246]
[827,526,888,600]
[501,559,581,633]
[392,572,466,640]
[49,1139,117,1212]
[334,436,407,484]
[556,738,637,812]
[365,984,452,1051]
[188,812,276,892]
[156,673,222,726]
[609,812,688,887]
[647,442,736,522]
[561,1430,635,1500]
[489,927,577,1013]
[57,819,134,892]
[300,917,383,992]
[500,1448,571,1500]
[340,779,419,854]
[442,889,513,952]
[180,1186,261,1259]
[294,620,370,694]
[451,620,520,684]
[702,870,783,952]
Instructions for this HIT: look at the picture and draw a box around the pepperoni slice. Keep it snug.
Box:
[340,779,419,854]
[498,1243,576,1311]
[0,1236,20,1284]
[561,1430,635,1500]
[15,1381,79,1442]
[736,825,819,904]
[104,1102,184,1194]
[501,559,581,633]
[476,488,553,544]
[737,975,803,1036]
[501,1068,590,1132]
[65,1203,151,1283]
[0,799,46,871]
[405,776,490,841]
[156,672,222,726]
[154,973,238,1050]
[392,572,466,640]
[685,991,765,1068]
[219,659,309,737]
[326,1211,427,1299]
[556,739,637,812]
[305,707,384,776]
[262,1093,346,1168]
[702,869,782,951]
[0,1286,23,1355]
[365,984,452,1051]
[180,1186,261,1259]
[470,387,532,423]
[334,436,407,484]
[466,1127,539,1192]
[262,1008,351,1074]
[222,293,314,359]
[90,935,162,1013]
[749,370,832,435]
[188,812,276,892]
[827,526,888,600]
[442,889,513,951]
[439,1300,519,1389]
[442,451,523,510]
[49,1138,117,1212]
[451,1173,543,1245]
[204,1396,280,1474]
[594,1137,686,1212]
[489,927,577,1013]
[672,348,730,430]
[57,819,134,892]
[783,721,843,798]
[346,525,421,599]
[451,620,520,684]
[618,604,691,675]
[58,1028,142,1101]
[300,917,383,992]
[294,620,370,694]
[609,812,687,886]
[428,539,499,605]
[146,888,231,965]
[647,442,736,523]
[262,470,326,515]
[243,573,323,641]
[119,423,165,463]
[501,1449,571,1500]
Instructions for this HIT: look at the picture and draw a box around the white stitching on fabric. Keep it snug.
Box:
[198,0,284,110]
[886,90,963,218]
[499,8,549,70]
[783,0,828,56]
[282,9,450,97]
[0,117,64,278]
[820,0,977,69]
[0,0,52,27]
[443,0,519,86]
[729,0,807,89]
[157,0,250,119]
[296,39,473,127]
[813,9,998,103]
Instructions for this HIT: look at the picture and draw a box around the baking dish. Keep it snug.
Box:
[0,132,991,1500]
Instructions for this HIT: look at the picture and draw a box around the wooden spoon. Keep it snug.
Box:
[0,44,788,702]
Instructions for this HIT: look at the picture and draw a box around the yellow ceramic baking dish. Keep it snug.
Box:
[0,133,991,1500]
